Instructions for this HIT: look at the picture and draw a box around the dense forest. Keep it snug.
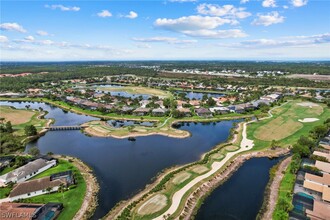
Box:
[1,61,330,75]
[0,62,329,91]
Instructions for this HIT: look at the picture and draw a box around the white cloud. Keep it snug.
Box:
[221,33,330,48]
[283,5,289,9]
[262,0,277,7]
[240,0,249,4]
[135,43,152,48]
[0,23,26,33]
[45,4,80,12]
[24,36,35,42]
[196,4,251,19]
[155,15,232,31]
[291,0,308,7]
[0,35,9,43]
[36,30,49,36]
[168,0,197,2]
[154,15,247,39]
[125,11,138,19]
[252,12,284,26]
[181,29,247,38]
[132,37,197,44]
[97,10,112,18]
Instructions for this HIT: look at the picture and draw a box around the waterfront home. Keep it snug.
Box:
[228,105,245,114]
[80,100,99,110]
[155,100,164,108]
[0,159,57,185]
[9,171,74,201]
[251,99,272,108]
[209,107,230,114]
[152,108,168,117]
[120,106,134,114]
[303,180,330,203]
[133,108,150,116]
[178,108,192,117]
[195,108,212,117]
[139,100,150,108]
[313,150,330,162]
[315,161,330,174]
[177,100,188,108]
[305,200,330,220]
[261,93,282,102]
[0,156,14,173]
[189,100,201,107]
[0,202,63,220]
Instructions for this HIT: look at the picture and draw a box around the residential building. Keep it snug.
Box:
[0,159,57,185]
[195,108,212,117]
[9,171,74,201]
[133,108,150,116]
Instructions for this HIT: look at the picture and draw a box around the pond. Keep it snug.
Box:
[195,157,281,220]
[175,91,224,100]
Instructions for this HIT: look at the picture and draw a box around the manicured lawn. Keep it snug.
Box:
[0,105,48,136]
[247,100,329,150]
[31,159,75,179]
[0,166,15,175]
[0,186,12,199]
[21,159,86,220]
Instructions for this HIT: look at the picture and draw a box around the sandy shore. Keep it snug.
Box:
[53,155,99,220]
[261,156,292,220]
[82,121,191,139]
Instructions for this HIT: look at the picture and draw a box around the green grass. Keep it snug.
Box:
[0,186,12,199]
[31,159,75,179]
[247,100,330,150]
[273,162,295,220]
[20,159,86,220]
[0,166,15,175]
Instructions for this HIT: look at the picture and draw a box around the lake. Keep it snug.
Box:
[0,101,241,219]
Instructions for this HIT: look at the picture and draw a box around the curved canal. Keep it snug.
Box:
[195,157,281,220]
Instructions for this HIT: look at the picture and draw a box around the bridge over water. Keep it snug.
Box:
[45,125,88,131]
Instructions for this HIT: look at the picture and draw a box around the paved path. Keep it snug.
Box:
[153,122,254,220]
[153,101,292,220]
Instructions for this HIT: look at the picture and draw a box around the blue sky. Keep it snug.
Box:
[1,0,329,61]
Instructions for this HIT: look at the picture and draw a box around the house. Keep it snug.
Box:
[121,106,134,114]
[155,100,165,108]
[209,107,230,114]
[133,108,150,116]
[9,171,74,201]
[313,151,330,162]
[0,202,63,220]
[177,100,188,108]
[178,108,192,117]
[139,100,150,108]
[189,100,201,107]
[251,99,271,108]
[315,161,330,173]
[195,108,212,117]
[0,159,57,185]
[152,108,168,117]
[306,200,330,220]
[80,100,99,110]
[228,105,245,114]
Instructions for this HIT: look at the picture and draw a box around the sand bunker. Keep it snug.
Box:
[137,194,167,215]
[297,102,320,107]
[298,118,319,123]
[172,172,191,185]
